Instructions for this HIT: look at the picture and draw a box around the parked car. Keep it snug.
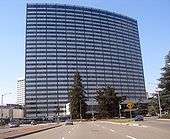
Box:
[31,120,37,125]
[134,115,144,121]
[92,117,96,121]
[65,119,73,125]
[8,121,20,128]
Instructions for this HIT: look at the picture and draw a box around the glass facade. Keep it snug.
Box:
[25,3,146,118]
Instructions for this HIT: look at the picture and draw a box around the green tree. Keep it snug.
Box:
[96,86,119,118]
[69,71,87,119]
[159,51,170,114]
[148,94,159,116]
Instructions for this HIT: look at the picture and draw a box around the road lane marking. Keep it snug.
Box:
[141,125,148,128]
[126,135,137,139]
[110,129,115,132]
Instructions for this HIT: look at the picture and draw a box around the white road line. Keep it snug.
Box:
[141,125,148,128]
[126,135,137,139]
[110,129,115,132]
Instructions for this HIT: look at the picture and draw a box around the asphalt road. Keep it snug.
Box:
[17,120,170,139]
[141,119,170,131]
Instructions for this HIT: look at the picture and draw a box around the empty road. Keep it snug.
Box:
[17,120,170,139]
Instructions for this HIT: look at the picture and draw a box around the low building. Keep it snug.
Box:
[0,104,24,119]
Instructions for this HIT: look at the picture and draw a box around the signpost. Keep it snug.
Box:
[127,101,134,119]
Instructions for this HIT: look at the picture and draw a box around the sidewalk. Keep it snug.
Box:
[0,123,62,139]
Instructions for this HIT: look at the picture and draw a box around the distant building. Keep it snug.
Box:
[17,78,25,105]
[0,104,24,119]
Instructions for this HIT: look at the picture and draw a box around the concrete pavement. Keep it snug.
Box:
[17,120,170,139]
[0,123,61,139]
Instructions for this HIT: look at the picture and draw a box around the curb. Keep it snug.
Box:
[101,121,133,125]
[101,121,148,128]
[2,124,62,139]
[112,122,133,126]
[157,119,170,121]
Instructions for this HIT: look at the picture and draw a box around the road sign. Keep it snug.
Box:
[127,101,134,109]
[127,101,134,119]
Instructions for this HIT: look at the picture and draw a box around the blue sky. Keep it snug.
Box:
[0,0,169,104]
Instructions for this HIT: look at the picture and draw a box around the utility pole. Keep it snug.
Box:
[1,94,4,123]
[79,99,82,119]
[1,94,3,105]
[157,90,162,118]
[119,104,121,118]
[91,98,95,119]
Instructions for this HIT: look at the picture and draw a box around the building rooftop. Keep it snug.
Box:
[27,3,137,22]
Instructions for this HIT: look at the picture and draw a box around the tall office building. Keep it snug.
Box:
[17,78,25,106]
[25,3,146,118]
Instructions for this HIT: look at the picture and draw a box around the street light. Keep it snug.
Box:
[1,92,12,105]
